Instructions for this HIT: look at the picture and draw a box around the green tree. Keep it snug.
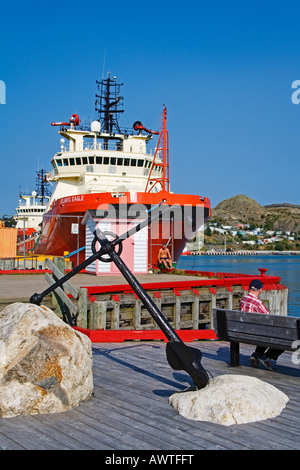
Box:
[274,242,284,251]
[204,226,212,236]
[1,216,16,227]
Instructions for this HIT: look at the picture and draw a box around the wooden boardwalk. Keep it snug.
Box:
[0,339,299,450]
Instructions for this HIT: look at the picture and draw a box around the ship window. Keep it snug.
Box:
[138,159,144,167]
[148,161,152,168]
[130,159,137,166]
[76,157,81,165]
[117,158,123,165]
[56,159,62,166]
[103,157,109,165]
[96,156,102,164]
[124,158,130,166]
[89,156,94,164]
[110,157,116,165]
[63,159,69,166]
[82,157,88,164]
[70,158,75,165]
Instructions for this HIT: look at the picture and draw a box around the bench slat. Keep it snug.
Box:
[215,309,299,328]
[217,320,299,341]
[223,332,296,351]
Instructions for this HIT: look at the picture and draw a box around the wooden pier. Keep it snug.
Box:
[0,340,299,450]
[0,268,297,450]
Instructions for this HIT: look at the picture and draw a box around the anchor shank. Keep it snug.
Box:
[107,243,182,343]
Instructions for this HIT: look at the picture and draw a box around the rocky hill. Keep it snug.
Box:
[212,194,300,233]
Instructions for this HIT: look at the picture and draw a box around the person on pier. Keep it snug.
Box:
[158,243,173,270]
[240,279,283,371]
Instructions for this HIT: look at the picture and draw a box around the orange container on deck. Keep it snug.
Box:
[0,223,17,257]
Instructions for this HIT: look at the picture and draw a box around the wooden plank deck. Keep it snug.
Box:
[0,340,299,450]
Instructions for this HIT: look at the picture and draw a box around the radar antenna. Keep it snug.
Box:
[95,72,124,133]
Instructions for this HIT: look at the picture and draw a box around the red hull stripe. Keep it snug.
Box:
[73,327,217,343]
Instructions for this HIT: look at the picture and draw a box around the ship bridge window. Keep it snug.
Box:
[138,159,144,167]
[70,158,75,165]
[117,158,123,165]
[88,156,94,164]
[82,157,88,165]
[130,159,137,166]
[76,157,81,165]
[63,159,69,166]
[110,157,116,165]
[96,156,102,164]
[124,158,130,166]
[103,157,109,165]
[56,159,62,167]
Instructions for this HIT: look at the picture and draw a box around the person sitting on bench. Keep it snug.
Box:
[240,279,283,371]
[158,243,172,270]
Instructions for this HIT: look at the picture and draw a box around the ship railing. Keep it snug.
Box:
[59,140,154,155]
[60,141,123,152]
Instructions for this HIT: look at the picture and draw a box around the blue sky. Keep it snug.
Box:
[0,1,300,215]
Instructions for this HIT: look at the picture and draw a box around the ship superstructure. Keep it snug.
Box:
[34,73,211,272]
[15,169,52,230]
[15,170,52,253]
[47,73,162,204]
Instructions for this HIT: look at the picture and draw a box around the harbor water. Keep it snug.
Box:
[177,254,300,318]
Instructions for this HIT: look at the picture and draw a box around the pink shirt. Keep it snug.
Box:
[240,292,270,314]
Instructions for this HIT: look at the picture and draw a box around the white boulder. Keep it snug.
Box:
[169,374,289,426]
[0,302,93,418]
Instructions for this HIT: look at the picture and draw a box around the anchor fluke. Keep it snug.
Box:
[166,341,209,390]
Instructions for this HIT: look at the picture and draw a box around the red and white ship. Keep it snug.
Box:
[33,73,211,273]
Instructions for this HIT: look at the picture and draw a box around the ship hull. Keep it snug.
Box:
[34,190,210,271]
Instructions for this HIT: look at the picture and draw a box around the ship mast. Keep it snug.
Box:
[95,72,124,134]
[145,106,170,193]
[36,169,52,204]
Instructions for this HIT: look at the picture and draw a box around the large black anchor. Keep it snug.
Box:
[30,203,210,390]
